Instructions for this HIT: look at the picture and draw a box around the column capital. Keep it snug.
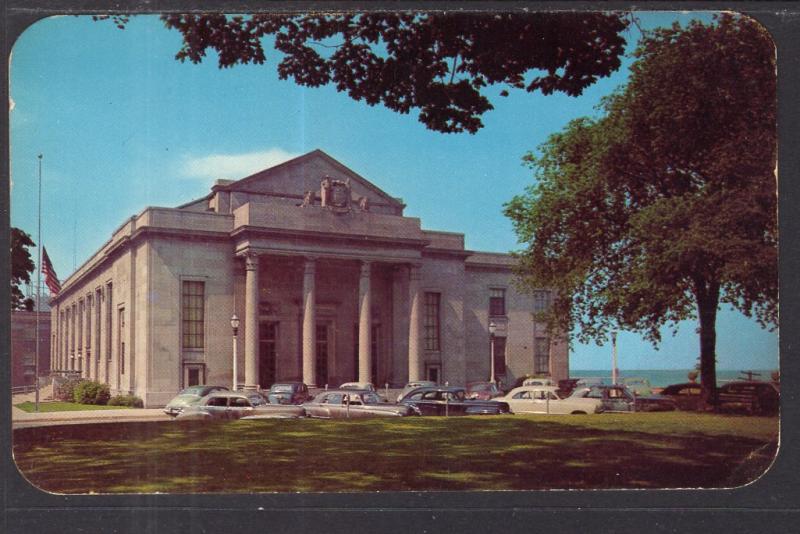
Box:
[303,257,317,275]
[244,252,260,271]
[360,260,372,278]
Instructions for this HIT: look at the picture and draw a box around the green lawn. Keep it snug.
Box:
[12,412,778,493]
[14,401,133,413]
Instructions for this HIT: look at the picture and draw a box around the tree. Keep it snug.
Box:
[98,12,628,133]
[504,15,776,406]
[11,227,35,311]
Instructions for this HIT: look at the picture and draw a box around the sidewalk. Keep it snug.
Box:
[11,385,171,428]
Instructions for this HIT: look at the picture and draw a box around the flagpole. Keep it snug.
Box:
[35,154,42,412]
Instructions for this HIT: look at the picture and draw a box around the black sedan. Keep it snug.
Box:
[398,386,511,416]
[266,382,310,405]
[570,385,677,412]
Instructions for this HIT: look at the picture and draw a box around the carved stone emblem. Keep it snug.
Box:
[320,175,352,213]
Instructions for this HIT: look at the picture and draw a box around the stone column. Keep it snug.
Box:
[302,258,317,387]
[358,261,372,383]
[408,265,423,382]
[244,253,260,389]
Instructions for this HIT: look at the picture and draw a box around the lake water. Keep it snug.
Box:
[571,369,778,387]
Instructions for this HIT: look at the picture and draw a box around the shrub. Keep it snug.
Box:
[73,380,111,405]
[108,394,143,408]
[54,377,87,402]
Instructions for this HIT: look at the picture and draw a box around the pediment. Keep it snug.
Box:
[219,149,404,210]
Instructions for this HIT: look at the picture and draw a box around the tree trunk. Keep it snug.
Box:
[694,277,720,409]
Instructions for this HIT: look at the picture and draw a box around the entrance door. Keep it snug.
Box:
[316,323,329,386]
[426,364,440,384]
[259,322,278,389]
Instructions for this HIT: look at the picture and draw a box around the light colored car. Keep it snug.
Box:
[339,382,376,392]
[163,385,229,417]
[304,389,414,418]
[522,377,554,387]
[175,391,305,421]
[499,386,603,415]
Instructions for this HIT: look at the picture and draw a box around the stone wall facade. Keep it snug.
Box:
[50,150,569,406]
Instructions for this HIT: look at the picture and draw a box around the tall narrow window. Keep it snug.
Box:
[85,296,92,351]
[371,324,380,385]
[494,336,507,375]
[424,292,441,351]
[119,307,126,375]
[95,289,102,363]
[182,281,205,349]
[533,290,551,313]
[316,323,329,386]
[106,284,113,362]
[534,337,550,374]
[489,288,506,316]
[77,300,84,351]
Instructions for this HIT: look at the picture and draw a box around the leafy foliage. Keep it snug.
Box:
[108,394,144,408]
[73,380,111,405]
[11,227,35,311]
[504,15,776,400]
[54,377,86,402]
[99,12,628,133]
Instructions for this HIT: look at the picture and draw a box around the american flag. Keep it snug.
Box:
[41,246,61,295]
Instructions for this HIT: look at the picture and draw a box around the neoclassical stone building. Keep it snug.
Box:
[49,150,568,406]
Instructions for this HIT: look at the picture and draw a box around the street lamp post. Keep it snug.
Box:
[230,314,240,391]
[489,320,497,384]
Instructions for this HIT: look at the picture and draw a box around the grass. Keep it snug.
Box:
[12,412,778,493]
[14,401,133,413]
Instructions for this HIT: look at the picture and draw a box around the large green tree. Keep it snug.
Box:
[11,227,35,311]
[99,12,628,133]
[504,15,777,404]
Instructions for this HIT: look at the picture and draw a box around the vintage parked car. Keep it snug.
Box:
[303,389,415,418]
[163,385,229,417]
[660,382,704,411]
[175,391,306,421]
[398,386,511,416]
[396,381,438,402]
[339,382,377,392]
[266,382,310,405]
[622,377,653,397]
[717,381,779,415]
[499,386,603,415]
[570,385,677,412]
[466,381,502,400]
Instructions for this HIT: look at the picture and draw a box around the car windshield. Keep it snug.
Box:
[468,384,491,392]
[270,384,294,393]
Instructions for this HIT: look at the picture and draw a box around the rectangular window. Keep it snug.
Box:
[489,288,506,317]
[85,296,92,350]
[533,290,551,313]
[534,337,550,374]
[316,323,329,386]
[493,336,507,375]
[424,292,441,351]
[106,284,113,361]
[118,307,126,375]
[77,300,83,350]
[182,281,205,349]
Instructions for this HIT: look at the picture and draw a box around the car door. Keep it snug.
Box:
[227,396,254,420]
[508,390,532,413]
[204,396,229,419]
[606,387,632,412]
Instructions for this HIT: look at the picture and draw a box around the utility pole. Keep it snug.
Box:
[35,154,43,412]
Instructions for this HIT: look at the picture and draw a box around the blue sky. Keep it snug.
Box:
[9,12,778,371]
